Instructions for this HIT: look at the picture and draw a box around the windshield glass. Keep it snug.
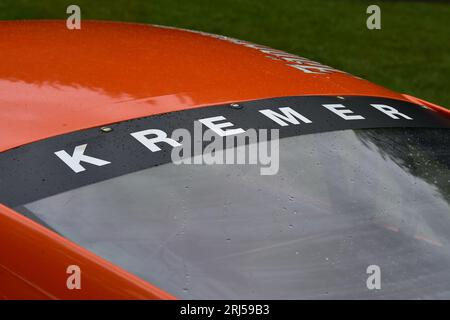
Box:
[14,128,450,299]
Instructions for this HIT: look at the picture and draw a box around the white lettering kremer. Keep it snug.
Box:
[55,144,110,173]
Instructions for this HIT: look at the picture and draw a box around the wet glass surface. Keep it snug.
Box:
[16,128,450,299]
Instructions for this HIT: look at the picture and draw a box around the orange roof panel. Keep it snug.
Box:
[0,20,406,152]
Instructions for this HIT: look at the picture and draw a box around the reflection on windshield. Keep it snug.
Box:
[16,128,450,299]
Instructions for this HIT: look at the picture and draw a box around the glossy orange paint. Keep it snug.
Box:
[0,203,175,300]
[402,94,450,117]
[1,20,448,300]
[0,20,414,153]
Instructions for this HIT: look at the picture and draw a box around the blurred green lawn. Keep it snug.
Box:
[1,0,449,107]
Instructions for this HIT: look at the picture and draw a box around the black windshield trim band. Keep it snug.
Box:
[1,95,450,207]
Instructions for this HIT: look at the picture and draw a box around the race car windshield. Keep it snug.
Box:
[14,127,450,299]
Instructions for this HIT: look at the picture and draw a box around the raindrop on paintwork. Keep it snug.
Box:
[288,224,294,229]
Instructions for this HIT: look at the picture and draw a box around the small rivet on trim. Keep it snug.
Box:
[100,126,113,133]
[230,103,243,109]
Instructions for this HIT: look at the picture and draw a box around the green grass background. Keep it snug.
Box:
[1,0,449,107]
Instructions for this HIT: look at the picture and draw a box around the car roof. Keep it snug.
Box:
[0,20,408,152]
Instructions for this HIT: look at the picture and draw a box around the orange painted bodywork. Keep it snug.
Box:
[0,203,175,299]
[402,94,450,117]
[0,20,416,153]
[0,20,448,299]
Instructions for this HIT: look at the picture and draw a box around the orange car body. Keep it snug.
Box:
[0,20,448,299]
